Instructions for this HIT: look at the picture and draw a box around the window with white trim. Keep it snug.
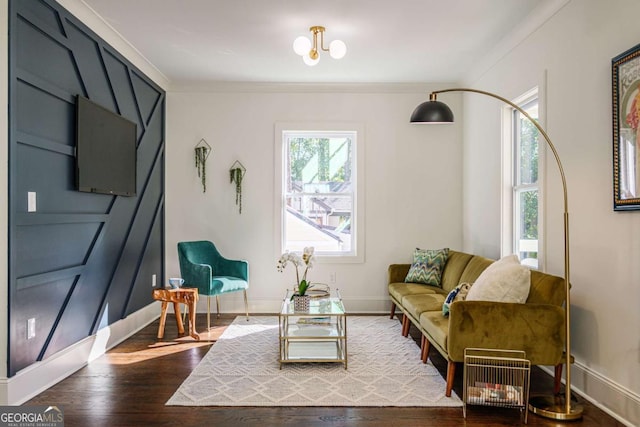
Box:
[279,130,359,258]
[511,93,541,269]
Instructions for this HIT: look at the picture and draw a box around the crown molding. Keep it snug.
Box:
[167,81,457,94]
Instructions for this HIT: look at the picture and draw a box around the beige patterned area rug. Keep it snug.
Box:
[166,316,462,407]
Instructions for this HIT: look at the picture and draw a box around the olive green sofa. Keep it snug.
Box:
[388,250,567,397]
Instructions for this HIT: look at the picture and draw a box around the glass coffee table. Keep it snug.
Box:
[278,288,347,369]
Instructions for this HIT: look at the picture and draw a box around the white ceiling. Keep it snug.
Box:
[81,0,564,85]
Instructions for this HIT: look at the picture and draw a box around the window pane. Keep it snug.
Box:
[518,102,539,185]
[287,137,353,192]
[517,189,538,268]
[284,194,352,253]
[508,92,540,269]
[283,133,355,255]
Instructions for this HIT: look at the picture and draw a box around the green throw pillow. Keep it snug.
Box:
[404,248,449,287]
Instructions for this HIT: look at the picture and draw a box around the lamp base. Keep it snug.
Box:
[528,395,583,420]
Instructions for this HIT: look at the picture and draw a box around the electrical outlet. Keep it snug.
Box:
[27,318,36,340]
[27,192,37,212]
[152,274,157,288]
[330,272,336,284]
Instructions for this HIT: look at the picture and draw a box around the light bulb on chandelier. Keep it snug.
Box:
[293,36,311,56]
[303,54,320,66]
[293,26,346,66]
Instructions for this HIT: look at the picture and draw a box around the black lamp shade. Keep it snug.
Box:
[410,100,455,123]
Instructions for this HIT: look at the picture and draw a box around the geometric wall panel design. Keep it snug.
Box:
[8,0,165,376]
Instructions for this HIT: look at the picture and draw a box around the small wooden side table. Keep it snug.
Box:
[152,288,200,340]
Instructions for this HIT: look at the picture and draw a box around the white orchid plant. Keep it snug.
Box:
[277,247,315,298]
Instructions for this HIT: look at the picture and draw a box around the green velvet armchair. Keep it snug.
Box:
[177,241,249,329]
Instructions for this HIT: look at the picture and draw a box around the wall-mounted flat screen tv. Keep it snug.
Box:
[76,95,137,197]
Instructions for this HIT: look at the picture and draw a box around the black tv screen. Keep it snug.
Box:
[76,95,137,196]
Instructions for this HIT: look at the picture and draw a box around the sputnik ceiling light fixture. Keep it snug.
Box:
[293,26,346,66]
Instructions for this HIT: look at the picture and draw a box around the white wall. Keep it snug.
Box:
[166,85,463,313]
[462,0,640,424]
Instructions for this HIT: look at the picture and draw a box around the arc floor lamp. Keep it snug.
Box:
[411,88,583,420]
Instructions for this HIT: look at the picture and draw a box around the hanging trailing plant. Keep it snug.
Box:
[195,146,208,192]
[230,167,244,214]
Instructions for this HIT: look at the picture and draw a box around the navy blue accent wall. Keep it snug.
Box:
[8,0,165,376]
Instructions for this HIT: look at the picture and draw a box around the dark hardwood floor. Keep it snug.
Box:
[25,313,622,427]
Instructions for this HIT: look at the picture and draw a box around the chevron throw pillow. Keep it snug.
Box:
[404,248,449,287]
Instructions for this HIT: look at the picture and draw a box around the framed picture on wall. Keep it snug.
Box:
[612,43,640,210]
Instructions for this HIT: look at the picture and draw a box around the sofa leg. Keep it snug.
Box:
[554,363,563,394]
[446,360,456,397]
[389,302,396,319]
[421,335,430,363]
[401,315,410,337]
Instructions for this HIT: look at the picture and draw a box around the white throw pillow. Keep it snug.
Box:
[465,255,531,303]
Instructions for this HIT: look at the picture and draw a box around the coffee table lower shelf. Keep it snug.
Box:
[280,340,346,368]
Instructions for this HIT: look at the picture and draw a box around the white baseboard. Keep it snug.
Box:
[540,361,639,426]
[0,303,159,405]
